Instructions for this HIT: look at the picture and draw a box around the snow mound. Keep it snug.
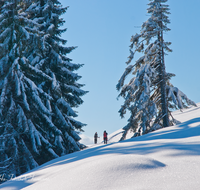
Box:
[1,104,200,190]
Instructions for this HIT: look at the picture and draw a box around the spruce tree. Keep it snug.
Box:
[117,0,196,141]
[26,0,88,155]
[0,0,87,182]
[0,0,41,181]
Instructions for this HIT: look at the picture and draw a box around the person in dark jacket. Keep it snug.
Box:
[103,130,108,144]
[94,132,99,144]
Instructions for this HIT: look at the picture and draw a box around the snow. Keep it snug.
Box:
[1,104,200,190]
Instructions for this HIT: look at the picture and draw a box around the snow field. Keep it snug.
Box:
[1,104,200,190]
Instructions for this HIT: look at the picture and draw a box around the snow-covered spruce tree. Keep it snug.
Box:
[0,0,42,181]
[28,0,88,153]
[0,0,87,182]
[117,0,196,141]
[25,0,88,156]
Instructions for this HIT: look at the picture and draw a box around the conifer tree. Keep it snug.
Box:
[0,0,41,181]
[0,0,87,181]
[25,0,88,154]
[117,0,196,141]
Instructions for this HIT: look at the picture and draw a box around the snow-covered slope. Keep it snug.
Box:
[1,104,200,190]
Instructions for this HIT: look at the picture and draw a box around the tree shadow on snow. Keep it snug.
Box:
[36,117,200,169]
[1,118,200,189]
[0,179,34,190]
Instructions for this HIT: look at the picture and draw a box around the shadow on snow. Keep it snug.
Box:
[1,118,200,189]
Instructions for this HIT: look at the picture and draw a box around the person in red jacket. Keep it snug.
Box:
[103,130,108,144]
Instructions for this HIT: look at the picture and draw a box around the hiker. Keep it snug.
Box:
[103,130,108,144]
[94,132,99,144]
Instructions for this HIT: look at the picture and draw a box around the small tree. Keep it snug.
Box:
[117,0,196,141]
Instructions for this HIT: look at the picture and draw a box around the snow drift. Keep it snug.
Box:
[1,104,200,190]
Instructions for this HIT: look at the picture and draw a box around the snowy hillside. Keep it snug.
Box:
[1,104,200,190]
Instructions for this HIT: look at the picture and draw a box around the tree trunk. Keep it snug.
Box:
[158,24,170,127]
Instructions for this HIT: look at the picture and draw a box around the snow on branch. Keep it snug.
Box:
[0,77,8,115]
[71,130,81,141]
[57,98,77,117]
[68,117,86,131]
[16,105,29,134]
[0,28,11,42]
[116,65,134,91]
[21,57,53,82]
[20,80,30,111]
[62,61,82,71]
[15,74,21,97]
[37,132,59,158]
[65,134,80,152]
[19,25,30,40]
[42,114,62,135]
[60,67,80,80]
[24,76,51,115]
[130,33,141,45]
[63,84,86,96]
[54,135,65,155]
[28,119,39,154]
[126,50,135,65]
[167,86,197,109]
[54,104,71,130]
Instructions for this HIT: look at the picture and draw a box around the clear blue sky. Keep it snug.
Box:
[59,0,200,140]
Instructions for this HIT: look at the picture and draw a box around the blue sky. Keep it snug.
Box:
[59,0,200,140]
